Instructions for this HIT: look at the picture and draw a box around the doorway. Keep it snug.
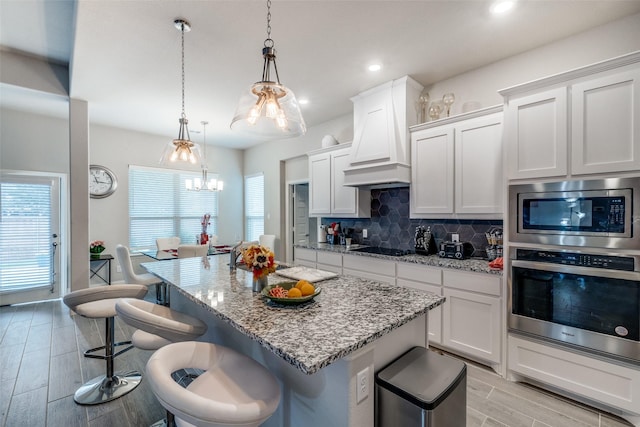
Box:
[0,171,65,305]
[286,182,316,264]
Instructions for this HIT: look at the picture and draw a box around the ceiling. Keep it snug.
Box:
[2,0,640,149]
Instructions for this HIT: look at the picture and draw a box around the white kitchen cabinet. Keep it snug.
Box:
[294,247,317,268]
[501,51,640,179]
[342,254,395,285]
[571,68,640,175]
[316,251,342,275]
[441,270,501,365]
[410,107,503,218]
[308,145,371,218]
[397,263,443,345]
[504,87,568,179]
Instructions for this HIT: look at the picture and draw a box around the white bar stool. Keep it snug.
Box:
[146,341,281,427]
[63,284,149,405]
[115,298,207,351]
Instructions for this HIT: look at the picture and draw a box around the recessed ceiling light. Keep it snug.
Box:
[490,0,514,14]
[298,98,309,105]
[368,64,382,72]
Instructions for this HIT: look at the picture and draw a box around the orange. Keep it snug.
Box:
[300,283,315,296]
[288,287,302,298]
[295,279,310,290]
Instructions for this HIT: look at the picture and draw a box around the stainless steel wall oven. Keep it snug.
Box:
[508,177,640,363]
[509,247,640,363]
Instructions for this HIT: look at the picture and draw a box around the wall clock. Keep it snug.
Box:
[89,164,118,199]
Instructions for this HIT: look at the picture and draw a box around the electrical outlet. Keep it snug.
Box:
[452,233,460,242]
[116,265,122,273]
[363,229,368,239]
[356,367,369,403]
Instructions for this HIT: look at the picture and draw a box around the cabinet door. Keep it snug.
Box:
[571,69,640,175]
[455,113,503,214]
[331,149,358,215]
[442,288,501,363]
[410,127,454,216]
[309,153,331,215]
[397,278,442,345]
[506,87,568,179]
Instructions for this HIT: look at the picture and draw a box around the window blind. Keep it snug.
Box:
[0,179,53,291]
[245,173,264,242]
[129,166,218,250]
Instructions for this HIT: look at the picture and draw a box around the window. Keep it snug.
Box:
[129,166,218,250]
[0,174,57,292]
[245,173,264,242]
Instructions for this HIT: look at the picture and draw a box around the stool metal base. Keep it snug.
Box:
[74,371,142,405]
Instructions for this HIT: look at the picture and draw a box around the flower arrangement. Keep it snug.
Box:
[200,213,211,245]
[241,244,277,279]
[90,240,105,255]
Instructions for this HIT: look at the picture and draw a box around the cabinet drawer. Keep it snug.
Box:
[317,251,342,267]
[343,269,395,286]
[343,255,395,277]
[443,270,501,296]
[397,263,441,285]
[316,263,342,275]
[294,248,317,263]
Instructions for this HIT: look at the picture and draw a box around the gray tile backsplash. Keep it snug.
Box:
[321,187,503,258]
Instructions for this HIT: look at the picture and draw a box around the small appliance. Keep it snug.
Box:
[438,241,473,259]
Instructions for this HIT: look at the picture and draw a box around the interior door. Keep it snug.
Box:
[0,172,62,305]
[293,184,310,245]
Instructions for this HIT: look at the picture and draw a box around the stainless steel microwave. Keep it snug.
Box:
[509,177,640,249]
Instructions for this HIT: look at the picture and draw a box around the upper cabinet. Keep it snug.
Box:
[409,107,504,218]
[343,76,424,187]
[308,144,371,218]
[501,51,640,179]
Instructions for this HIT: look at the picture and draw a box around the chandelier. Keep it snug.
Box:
[230,0,306,138]
[185,121,223,192]
[160,19,202,165]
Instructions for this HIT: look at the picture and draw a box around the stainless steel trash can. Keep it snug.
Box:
[375,347,467,427]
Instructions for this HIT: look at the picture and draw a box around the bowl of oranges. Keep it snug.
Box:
[262,279,321,305]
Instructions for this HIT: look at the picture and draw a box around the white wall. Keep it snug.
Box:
[88,123,244,281]
[243,12,640,257]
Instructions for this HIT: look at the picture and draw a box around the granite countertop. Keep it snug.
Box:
[298,243,503,275]
[142,256,444,375]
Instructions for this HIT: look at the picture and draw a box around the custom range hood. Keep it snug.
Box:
[343,76,423,188]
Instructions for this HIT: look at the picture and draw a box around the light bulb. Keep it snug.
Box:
[217,181,224,191]
[194,177,201,190]
[185,179,193,190]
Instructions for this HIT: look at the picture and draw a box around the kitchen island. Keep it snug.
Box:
[142,255,444,427]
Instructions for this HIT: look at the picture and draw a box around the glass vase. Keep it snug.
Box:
[252,275,269,293]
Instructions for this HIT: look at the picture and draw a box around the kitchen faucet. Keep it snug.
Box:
[229,241,244,271]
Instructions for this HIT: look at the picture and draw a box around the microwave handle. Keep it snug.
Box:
[511,260,640,281]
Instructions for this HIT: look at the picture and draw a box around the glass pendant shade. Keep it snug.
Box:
[160,116,201,165]
[231,80,306,138]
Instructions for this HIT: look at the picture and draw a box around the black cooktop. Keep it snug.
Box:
[349,247,413,257]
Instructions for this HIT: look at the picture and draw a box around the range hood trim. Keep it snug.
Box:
[342,161,410,188]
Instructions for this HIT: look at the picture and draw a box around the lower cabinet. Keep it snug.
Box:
[441,270,502,365]
[397,263,442,345]
[342,254,396,285]
[316,251,342,275]
[294,247,317,268]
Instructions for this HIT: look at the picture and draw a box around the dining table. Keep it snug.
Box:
[140,245,233,260]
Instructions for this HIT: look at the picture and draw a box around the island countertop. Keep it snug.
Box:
[142,255,444,375]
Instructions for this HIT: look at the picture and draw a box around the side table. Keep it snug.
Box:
[90,253,113,285]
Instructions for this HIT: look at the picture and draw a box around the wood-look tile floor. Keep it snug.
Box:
[0,299,635,427]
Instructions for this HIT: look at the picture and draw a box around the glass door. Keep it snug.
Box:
[0,172,62,305]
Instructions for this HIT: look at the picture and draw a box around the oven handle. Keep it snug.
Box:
[511,259,640,281]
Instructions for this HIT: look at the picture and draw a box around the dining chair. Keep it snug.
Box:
[259,234,276,251]
[116,244,167,305]
[177,244,209,258]
[156,236,181,251]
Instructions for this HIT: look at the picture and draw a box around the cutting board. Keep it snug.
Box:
[275,266,338,283]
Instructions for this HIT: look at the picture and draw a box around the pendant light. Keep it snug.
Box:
[160,19,202,165]
[230,0,306,138]
[185,121,224,192]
